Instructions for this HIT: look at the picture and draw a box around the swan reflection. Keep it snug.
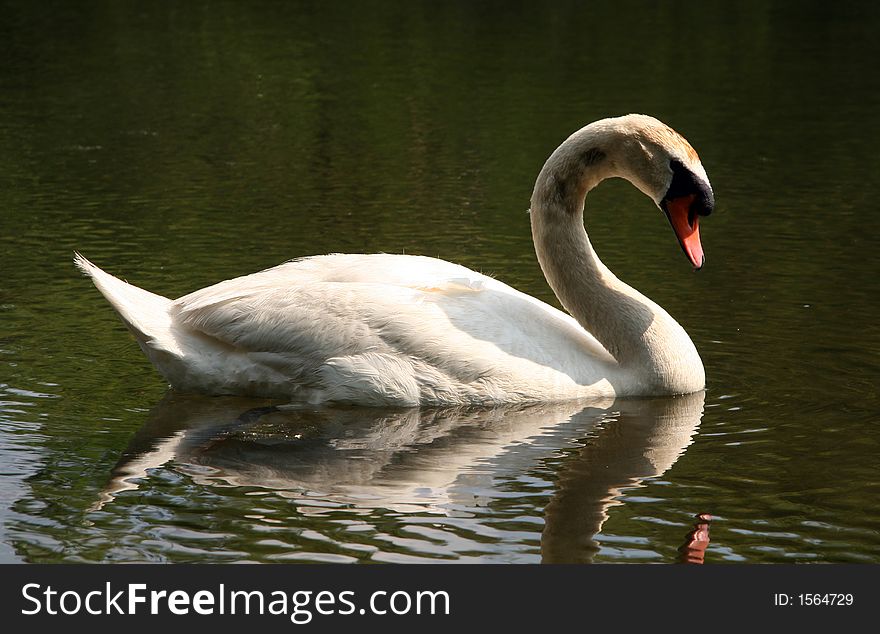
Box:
[95,391,705,562]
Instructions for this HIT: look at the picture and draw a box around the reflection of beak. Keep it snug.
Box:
[662,194,705,270]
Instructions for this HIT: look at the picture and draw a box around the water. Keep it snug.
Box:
[1,0,879,563]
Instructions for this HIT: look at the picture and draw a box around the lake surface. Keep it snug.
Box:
[1,0,878,563]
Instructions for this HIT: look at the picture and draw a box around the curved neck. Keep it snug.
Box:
[529,125,704,392]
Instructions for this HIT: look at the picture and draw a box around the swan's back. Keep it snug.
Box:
[168,254,618,404]
[78,253,619,405]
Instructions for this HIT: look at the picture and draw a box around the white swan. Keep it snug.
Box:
[76,114,714,406]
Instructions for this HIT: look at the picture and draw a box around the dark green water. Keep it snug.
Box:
[1,0,878,563]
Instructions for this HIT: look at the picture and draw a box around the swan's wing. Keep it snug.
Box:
[169,254,615,401]
[171,255,469,356]
[172,254,609,359]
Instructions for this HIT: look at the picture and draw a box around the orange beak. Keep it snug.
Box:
[663,194,705,270]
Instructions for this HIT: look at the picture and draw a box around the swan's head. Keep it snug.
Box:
[613,114,714,270]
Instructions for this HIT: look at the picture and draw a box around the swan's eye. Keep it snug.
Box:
[664,160,714,217]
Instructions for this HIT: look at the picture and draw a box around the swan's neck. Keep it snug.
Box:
[529,128,704,393]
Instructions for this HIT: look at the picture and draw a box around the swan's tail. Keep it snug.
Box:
[74,252,182,359]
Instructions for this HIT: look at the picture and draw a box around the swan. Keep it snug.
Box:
[75,114,714,406]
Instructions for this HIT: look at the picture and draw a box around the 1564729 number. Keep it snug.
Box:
[797,594,853,606]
